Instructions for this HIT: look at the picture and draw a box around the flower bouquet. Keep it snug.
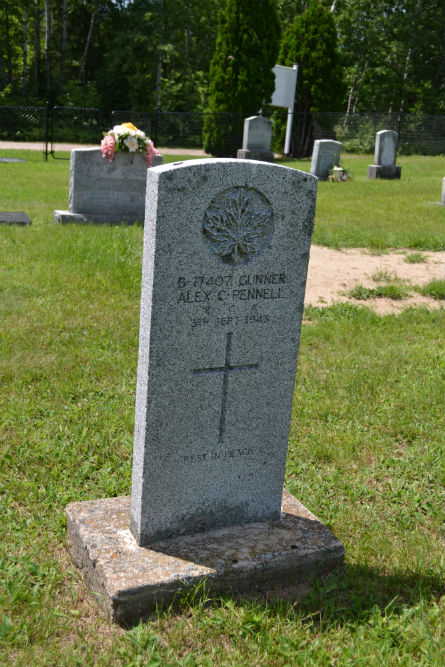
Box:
[328,164,352,182]
[101,122,160,166]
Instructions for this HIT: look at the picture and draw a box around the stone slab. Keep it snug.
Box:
[367,165,402,180]
[0,211,31,225]
[131,159,317,545]
[237,148,274,162]
[53,210,144,224]
[374,130,398,167]
[242,116,273,151]
[441,177,445,205]
[0,158,26,163]
[66,489,345,625]
[310,140,342,180]
[55,148,162,222]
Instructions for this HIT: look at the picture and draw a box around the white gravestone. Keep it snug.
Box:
[310,140,342,180]
[54,147,163,223]
[66,159,345,624]
[368,130,401,179]
[237,116,274,162]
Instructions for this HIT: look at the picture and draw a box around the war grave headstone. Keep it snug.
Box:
[0,212,31,225]
[441,177,445,205]
[54,148,163,224]
[310,140,342,180]
[237,116,274,162]
[66,158,345,625]
[368,130,401,180]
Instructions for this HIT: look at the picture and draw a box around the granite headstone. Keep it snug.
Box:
[310,140,342,180]
[54,147,163,223]
[66,158,345,623]
[368,130,401,179]
[237,116,274,162]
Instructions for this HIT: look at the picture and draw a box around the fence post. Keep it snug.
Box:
[44,101,50,160]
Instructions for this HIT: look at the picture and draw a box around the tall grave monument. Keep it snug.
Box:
[368,130,401,179]
[237,116,274,162]
[66,159,345,624]
[54,148,163,224]
[310,140,342,180]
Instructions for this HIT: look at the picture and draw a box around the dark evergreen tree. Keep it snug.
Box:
[203,0,280,156]
[278,0,346,156]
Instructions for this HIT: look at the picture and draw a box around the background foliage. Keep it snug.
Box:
[0,0,443,117]
[202,0,280,156]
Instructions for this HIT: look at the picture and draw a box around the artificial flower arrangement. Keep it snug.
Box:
[100,122,160,166]
[328,164,353,182]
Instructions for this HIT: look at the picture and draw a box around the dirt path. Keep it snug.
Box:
[0,140,208,155]
[1,142,443,313]
[306,247,444,314]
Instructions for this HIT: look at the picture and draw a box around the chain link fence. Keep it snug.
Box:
[0,105,444,158]
[0,105,46,143]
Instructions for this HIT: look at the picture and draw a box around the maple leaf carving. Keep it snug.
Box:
[203,188,273,265]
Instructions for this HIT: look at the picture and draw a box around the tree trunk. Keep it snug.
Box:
[22,6,29,96]
[80,10,96,89]
[3,3,13,85]
[351,61,368,113]
[33,0,41,94]
[155,51,162,107]
[398,48,412,117]
[44,0,51,95]
[61,0,68,85]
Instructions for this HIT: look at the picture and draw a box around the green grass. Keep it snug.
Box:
[1,150,444,250]
[416,279,445,300]
[276,155,445,250]
[0,150,444,666]
[348,283,410,300]
[404,252,428,264]
[348,271,411,300]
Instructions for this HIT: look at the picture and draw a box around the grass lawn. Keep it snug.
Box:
[1,150,444,249]
[277,154,445,250]
[0,150,444,666]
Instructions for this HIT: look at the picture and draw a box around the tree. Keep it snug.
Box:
[278,0,346,156]
[336,0,445,115]
[203,0,280,156]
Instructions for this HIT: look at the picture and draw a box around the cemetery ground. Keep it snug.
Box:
[0,150,444,666]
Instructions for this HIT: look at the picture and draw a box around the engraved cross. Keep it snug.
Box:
[192,332,259,446]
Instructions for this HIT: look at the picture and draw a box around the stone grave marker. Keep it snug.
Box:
[310,140,342,180]
[441,177,445,205]
[0,212,31,225]
[237,115,274,162]
[368,130,401,179]
[54,147,163,224]
[66,158,345,624]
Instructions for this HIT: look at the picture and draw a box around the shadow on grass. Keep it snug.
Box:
[119,562,444,628]
[159,562,444,628]
[286,562,444,623]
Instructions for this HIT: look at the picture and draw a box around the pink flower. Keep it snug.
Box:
[101,133,116,161]
[145,139,161,167]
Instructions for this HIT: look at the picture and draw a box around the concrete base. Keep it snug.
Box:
[367,165,401,180]
[0,212,31,225]
[66,490,345,626]
[54,210,144,224]
[237,148,274,163]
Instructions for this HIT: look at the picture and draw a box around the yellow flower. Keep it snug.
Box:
[122,122,138,131]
